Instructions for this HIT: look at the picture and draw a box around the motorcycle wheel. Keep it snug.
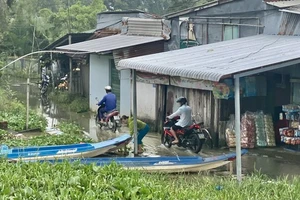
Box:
[41,86,47,95]
[187,133,202,154]
[112,119,117,133]
[201,129,213,149]
[95,115,103,128]
[161,132,172,148]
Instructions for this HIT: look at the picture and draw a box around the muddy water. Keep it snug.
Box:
[7,80,300,178]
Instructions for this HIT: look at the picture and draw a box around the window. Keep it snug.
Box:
[223,25,239,41]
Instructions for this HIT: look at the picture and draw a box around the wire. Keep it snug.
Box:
[229,36,281,63]
[0,50,90,71]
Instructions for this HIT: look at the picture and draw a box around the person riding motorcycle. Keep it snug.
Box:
[97,86,117,123]
[166,97,192,144]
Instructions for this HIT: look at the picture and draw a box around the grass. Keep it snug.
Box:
[0,161,298,199]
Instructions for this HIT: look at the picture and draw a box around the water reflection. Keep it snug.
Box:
[6,79,300,178]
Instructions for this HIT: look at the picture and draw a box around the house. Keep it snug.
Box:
[116,0,300,147]
[56,16,171,129]
[43,10,154,97]
[165,0,300,50]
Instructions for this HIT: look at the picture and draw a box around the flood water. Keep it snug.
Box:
[6,79,300,178]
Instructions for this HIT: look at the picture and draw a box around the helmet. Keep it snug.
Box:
[176,97,187,105]
[104,86,112,90]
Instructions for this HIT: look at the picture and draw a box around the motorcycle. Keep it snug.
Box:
[57,74,68,90]
[161,115,213,154]
[40,74,50,95]
[94,98,121,133]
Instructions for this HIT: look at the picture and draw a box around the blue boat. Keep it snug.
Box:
[2,134,132,161]
[31,149,248,173]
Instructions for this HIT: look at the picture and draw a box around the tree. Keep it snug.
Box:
[0,0,107,57]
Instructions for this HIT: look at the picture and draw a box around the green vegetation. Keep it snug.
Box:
[49,91,89,113]
[0,85,92,147]
[0,121,93,147]
[0,87,47,131]
[0,161,297,199]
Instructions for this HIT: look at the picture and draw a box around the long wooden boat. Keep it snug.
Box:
[31,149,248,173]
[1,134,132,161]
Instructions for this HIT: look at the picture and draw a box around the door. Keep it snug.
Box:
[110,59,120,111]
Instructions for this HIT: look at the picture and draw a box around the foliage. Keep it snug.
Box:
[0,121,93,147]
[50,91,89,113]
[69,97,89,113]
[0,87,47,131]
[1,133,93,147]
[0,161,298,199]
[57,122,84,135]
[0,0,107,58]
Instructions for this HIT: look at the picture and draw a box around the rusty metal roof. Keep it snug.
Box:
[118,34,300,82]
[56,34,164,53]
[265,0,300,8]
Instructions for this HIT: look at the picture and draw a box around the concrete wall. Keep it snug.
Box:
[136,82,157,121]
[89,54,111,111]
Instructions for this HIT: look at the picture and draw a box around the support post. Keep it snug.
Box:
[234,77,242,183]
[26,78,30,130]
[68,34,72,93]
[132,69,138,155]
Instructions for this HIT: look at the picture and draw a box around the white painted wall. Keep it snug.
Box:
[120,69,131,116]
[137,82,157,120]
[89,54,110,111]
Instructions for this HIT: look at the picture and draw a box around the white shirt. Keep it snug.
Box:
[168,104,192,127]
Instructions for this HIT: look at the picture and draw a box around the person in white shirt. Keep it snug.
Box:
[167,97,192,144]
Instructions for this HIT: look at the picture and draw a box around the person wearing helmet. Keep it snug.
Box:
[167,96,192,144]
[97,86,117,122]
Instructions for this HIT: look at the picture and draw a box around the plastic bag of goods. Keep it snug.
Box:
[279,127,289,136]
[225,114,236,147]
[264,115,276,146]
[241,112,256,148]
[254,111,267,147]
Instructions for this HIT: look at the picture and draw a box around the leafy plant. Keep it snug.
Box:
[50,91,89,113]
[1,134,93,147]
[0,161,298,199]
[0,88,47,131]
[69,97,89,113]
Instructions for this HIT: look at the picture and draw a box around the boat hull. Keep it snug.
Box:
[28,149,248,173]
[2,134,132,160]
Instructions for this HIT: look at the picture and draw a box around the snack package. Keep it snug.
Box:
[264,115,276,146]
[225,114,236,147]
[255,111,267,147]
[240,112,256,148]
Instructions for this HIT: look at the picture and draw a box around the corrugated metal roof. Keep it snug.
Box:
[43,32,94,50]
[164,0,234,19]
[56,34,164,53]
[118,34,300,82]
[280,5,300,14]
[265,0,300,8]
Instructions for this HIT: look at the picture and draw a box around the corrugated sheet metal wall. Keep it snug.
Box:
[166,85,220,141]
[127,18,163,37]
[278,12,300,35]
